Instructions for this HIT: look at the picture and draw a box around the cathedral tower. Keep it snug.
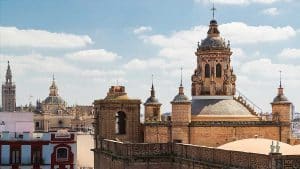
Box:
[144,77,162,122]
[2,61,16,112]
[94,86,142,143]
[171,70,191,143]
[191,18,236,96]
[271,74,293,143]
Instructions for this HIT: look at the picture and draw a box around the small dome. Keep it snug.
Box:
[172,94,190,103]
[210,19,217,25]
[144,97,160,105]
[273,94,289,102]
[44,96,66,105]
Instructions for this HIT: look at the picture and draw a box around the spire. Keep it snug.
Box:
[49,74,58,96]
[6,61,12,84]
[279,70,282,88]
[278,70,283,95]
[179,68,184,95]
[151,74,155,97]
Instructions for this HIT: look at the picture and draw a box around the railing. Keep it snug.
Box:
[234,89,263,115]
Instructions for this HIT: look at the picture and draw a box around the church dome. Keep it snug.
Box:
[198,19,229,51]
[192,99,255,116]
[145,97,160,105]
[201,36,226,49]
[43,96,66,105]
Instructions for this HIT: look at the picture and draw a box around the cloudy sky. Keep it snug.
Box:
[0,0,299,114]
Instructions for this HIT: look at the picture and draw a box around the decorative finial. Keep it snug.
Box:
[270,141,275,153]
[116,79,119,86]
[8,60,10,65]
[151,74,154,89]
[52,74,55,81]
[279,70,282,88]
[180,67,183,87]
[211,3,216,19]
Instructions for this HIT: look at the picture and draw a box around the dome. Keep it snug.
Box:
[192,99,255,116]
[201,36,226,49]
[218,138,300,155]
[43,96,66,105]
[273,94,289,102]
[145,97,160,105]
[172,94,190,103]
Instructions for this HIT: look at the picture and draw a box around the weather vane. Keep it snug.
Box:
[211,3,216,19]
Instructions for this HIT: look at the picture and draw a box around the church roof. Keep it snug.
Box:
[192,99,255,116]
[218,138,300,155]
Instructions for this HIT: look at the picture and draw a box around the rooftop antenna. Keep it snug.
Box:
[211,3,216,19]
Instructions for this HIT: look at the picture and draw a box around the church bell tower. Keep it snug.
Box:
[191,10,236,96]
[2,61,16,112]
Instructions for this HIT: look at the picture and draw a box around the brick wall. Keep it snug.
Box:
[94,139,300,169]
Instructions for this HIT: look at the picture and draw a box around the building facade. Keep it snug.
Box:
[0,112,77,169]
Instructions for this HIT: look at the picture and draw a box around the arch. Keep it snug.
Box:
[56,147,68,161]
[205,64,210,78]
[116,111,126,134]
[216,63,222,78]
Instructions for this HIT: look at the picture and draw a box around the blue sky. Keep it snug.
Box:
[0,0,300,114]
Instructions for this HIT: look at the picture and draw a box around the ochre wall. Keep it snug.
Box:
[144,125,170,143]
[144,125,296,147]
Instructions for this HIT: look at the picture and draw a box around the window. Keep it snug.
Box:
[11,148,21,164]
[115,111,126,134]
[216,63,222,78]
[56,148,68,161]
[35,122,40,128]
[32,148,41,164]
[205,64,210,78]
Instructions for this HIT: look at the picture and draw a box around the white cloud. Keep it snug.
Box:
[262,7,279,16]
[133,26,152,34]
[81,69,125,77]
[279,48,300,59]
[124,58,167,70]
[195,0,284,5]
[0,27,93,48]
[220,22,296,43]
[66,49,121,62]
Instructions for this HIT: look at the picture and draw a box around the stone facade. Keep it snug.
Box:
[1,61,16,112]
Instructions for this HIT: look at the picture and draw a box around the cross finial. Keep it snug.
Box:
[52,74,55,81]
[279,70,282,88]
[211,3,216,19]
[180,67,183,87]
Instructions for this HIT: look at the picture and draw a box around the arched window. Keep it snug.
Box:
[56,147,68,161]
[205,64,210,78]
[116,111,126,134]
[216,63,222,78]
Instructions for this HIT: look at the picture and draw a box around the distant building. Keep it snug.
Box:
[0,112,77,169]
[33,76,94,132]
[1,61,16,112]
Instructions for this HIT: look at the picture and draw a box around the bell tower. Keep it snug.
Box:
[2,61,16,112]
[191,13,236,96]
